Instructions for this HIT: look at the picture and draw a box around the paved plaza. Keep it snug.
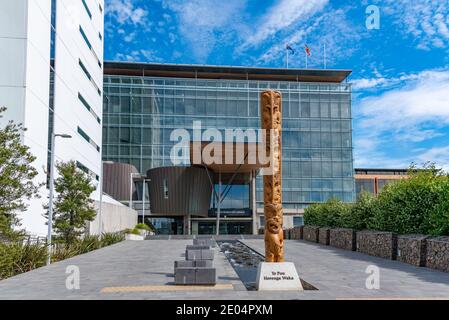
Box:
[1,239,449,300]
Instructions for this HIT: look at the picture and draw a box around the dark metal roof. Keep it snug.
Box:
[104,61,352,83]
[355,168,408,173]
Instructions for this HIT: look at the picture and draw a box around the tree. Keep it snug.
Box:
[48,161,96,243]
[0,107,41,240]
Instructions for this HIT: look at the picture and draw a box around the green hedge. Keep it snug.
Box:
[304,164,449,236]
[368,165,449,236]
[303,198,351,227]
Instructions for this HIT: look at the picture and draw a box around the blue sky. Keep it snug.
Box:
[104,0,449,170]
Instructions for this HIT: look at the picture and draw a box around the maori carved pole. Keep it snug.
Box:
[261,90,284,263]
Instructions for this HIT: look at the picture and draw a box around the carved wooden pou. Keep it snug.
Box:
[261,90,284,263]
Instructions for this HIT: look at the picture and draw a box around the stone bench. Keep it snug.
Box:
[186,249,214,261]
[193,239,216,247]
[174,260,213,274]
[186,245,211,251]
[175,267,216,285]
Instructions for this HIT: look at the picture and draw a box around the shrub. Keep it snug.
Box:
[125,228,141,235]
[304,198,351,227]
[101,232,125,247]
[135,223,150,231]
[0,242,47,280]
[341,192,378,230]
[369,163,449,235]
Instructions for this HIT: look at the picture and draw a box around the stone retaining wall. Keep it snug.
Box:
[396,235,428,267]
[329,228,356,251]
[290,226,303,240]
[356,231,397,260]
[303,226,319,243]
[319,227,330,245]
[426,237,449,273]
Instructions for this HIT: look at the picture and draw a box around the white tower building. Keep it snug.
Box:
[0,0,105,235]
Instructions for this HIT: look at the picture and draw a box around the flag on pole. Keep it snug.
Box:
[286,44,295,55]
[305,44,311,57]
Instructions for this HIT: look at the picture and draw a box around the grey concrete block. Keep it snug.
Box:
[195,268,216,285]
[175,267,216,285]
[186,249,214,260]
[193,239,216,247]
[175,268,196,285]
[186,245,210,250]
[194,260,213,268]
[174,260,194,269]
[186,249,201,260]
[174,260,213,270]
[201,249,214,260]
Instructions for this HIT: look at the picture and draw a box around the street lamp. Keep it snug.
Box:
[141,178,150,225]
[47,133,72,266]
[129,172,140,209]
[99,160,114,237]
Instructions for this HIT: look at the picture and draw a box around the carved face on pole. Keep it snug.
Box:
[260,90,284,263]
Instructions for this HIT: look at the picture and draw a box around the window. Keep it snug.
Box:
[77,126,100,152]
[79,26,102,68]
[81,0,92,19]
[78,93,101,123]
[76,161,99,181]
[293,216,304,227]
[79,59,101,95]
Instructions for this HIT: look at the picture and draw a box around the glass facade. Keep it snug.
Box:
[102,75,355,210]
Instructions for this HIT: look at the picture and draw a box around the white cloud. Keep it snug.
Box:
[357,69,449,131]
[243,0,328,48]
[106,0,150,26]
[353,68,449,169]
[114,49,162,62]
[381,0,449,50]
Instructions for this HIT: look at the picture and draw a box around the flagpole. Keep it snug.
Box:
[305,51,308,69]
[286,49,289,68]
[324,42,327,69]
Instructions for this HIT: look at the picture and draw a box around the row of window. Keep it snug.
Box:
[103,96,351,118]
[104,76,352,92]
[77,126,100,152]
[102,117,351,133]
[102,144,352,161]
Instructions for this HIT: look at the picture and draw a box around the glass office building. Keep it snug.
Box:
[102,62,355,234]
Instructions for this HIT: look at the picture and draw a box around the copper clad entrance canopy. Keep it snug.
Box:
[189,141,267,184]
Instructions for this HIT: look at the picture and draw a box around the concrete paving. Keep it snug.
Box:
[0,239,449,299]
